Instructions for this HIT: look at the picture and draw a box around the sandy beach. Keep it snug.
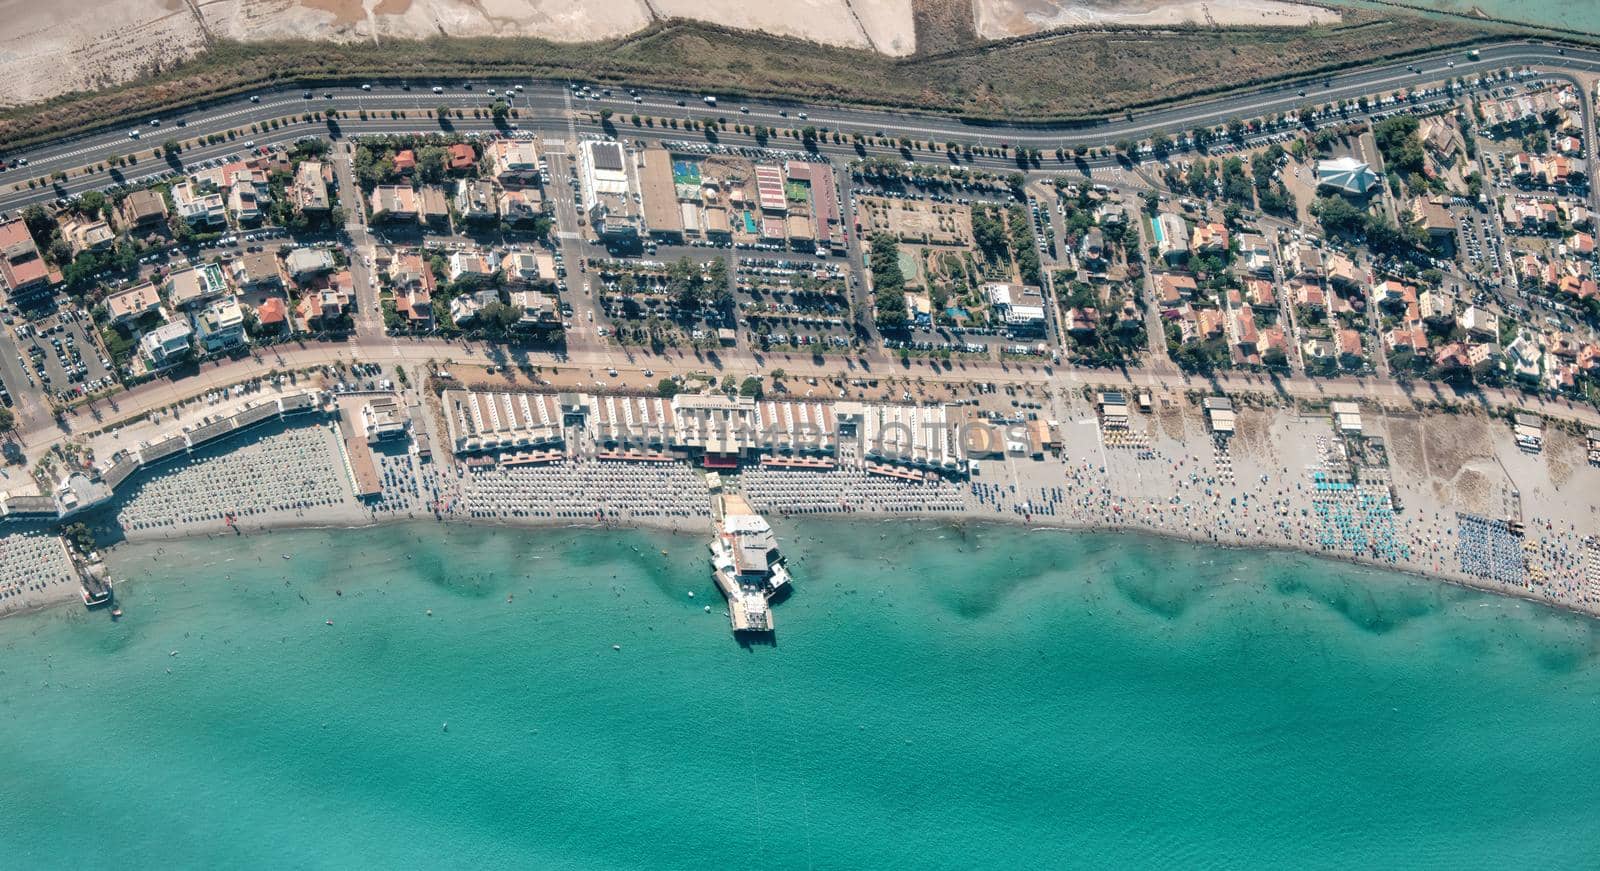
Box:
[4,385,1597,624]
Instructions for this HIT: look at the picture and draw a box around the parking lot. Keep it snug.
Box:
[9,301,117,403]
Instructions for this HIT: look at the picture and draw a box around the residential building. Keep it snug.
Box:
[450,288,502,325]
[1418,289,1454,325]
[193,297,247,352]
[172,181,227,226]
[391,253,434,290]
[508,289,558,326]
[1384,323,1430,355]
[292,160,330,213]
[1284,241,1323,280]
[104,282,163,325]
[487,139,542,186]
[230,251,282,292]
[117,189,169,229]
[498,189,545,227]
[1232,306,1260,355]
[369,185,419,222]
[60,218,115,255]
[394,284,433,327]
[1505,333,1542,382]
[165,262,228,310]
[455,178,498,222]
[138,320,192,369]
[447,250,493,283]
[285,247,335,282]
[1153,212,1189,262]
[0,219,53,303]
[227,178,264,224]
[1433,341,1472,376]
[1238,234,1273,275]
[419,186,450,229]
[501,251,555,287]
[1154,272,1197,309]
[297,270,354,328]
[1336,329,1364,368]
[1244,278,1276,307]
[254,297,288,332]
[446,143,476,172]
[1079,228,1105,265]
[1461,305,1500,339]
[1467,342,1501,372]
[1323,252,1363,290]
[1065,307,1099,338]
[1373,279,1418,311]
[1190,221,1228,254]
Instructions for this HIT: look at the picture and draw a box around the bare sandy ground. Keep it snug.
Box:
[0,0,210,107]
[974,0,1341,39]
[0,0,919,108]
[652,0,916,55]
[198,0,654,44]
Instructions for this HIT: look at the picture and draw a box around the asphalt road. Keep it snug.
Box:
[5,39,1599,217]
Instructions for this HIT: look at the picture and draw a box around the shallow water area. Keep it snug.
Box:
[0,520,1597,868]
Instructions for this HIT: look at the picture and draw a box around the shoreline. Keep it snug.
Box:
[49,505,1593,625]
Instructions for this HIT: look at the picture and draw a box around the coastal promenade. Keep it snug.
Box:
[28,337,1600,458]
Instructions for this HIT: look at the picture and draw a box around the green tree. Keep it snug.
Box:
[416,145,448,183]
[868,234,908,328]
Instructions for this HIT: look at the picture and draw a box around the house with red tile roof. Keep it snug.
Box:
[447,143,477,171]
[1336,328,1364,368]
[255,296,288,330]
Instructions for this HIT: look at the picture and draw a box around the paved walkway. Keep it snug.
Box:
[25,337,1598,463]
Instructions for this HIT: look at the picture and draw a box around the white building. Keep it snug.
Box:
[578,139,642,242]
[1316,157,1380,196]
[193,297,246,352]
[138,320,193,369]
[172,181,227,226]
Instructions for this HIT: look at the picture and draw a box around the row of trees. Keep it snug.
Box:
[869,234,907,329]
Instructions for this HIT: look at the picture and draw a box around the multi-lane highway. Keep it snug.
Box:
[3,39,1598,217]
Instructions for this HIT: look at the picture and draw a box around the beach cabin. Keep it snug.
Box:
[1513,413,1544,454]
[1203,396,1235,435]
[1097,392,1130,431]
[1330,401,1363,435]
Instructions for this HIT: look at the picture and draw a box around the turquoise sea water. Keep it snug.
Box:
[1331,0,1600,34]
[2,520,1598,869]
